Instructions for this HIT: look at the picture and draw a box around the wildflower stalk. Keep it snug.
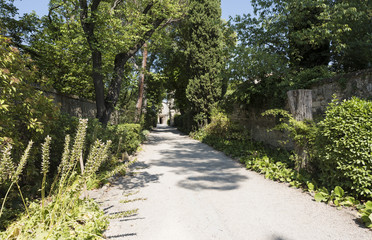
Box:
[16,182,30,216]
[63,119,88,189]
[0,140,33,217]
[49,134,70,197]
[0,143,15,184]
[41,136,51,217]
[50,120,87,227]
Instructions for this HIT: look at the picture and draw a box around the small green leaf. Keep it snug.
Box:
[314,192,328,202]
[307,182,315,191]
[365,201,372,209]
[334,186,344,197]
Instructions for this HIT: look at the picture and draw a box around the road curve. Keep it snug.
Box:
[89,125,371,240]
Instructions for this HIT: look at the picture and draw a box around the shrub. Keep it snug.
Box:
[173,113,193,133]
[0,119,110,238]
[173,114,182,127]
[200,109,250,141]
[0,35,59,152]
[109,124,143,155]
[315,97,372,199]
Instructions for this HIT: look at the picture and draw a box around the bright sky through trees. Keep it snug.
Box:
[14,0,255,20]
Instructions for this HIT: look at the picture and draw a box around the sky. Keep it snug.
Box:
[13,0,254,20]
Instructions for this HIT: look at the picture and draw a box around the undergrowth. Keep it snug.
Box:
[0,119,140,239]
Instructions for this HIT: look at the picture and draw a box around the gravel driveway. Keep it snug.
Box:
[89,125,371,240]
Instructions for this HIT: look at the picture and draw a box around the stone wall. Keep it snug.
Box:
[232,68,372,149]
[230,106,293,150]
[311,69,372,116]
[42,90,120,124]
[44,90,97,119]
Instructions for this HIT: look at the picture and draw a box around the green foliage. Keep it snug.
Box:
[313,186,359,209]
[359,201,372,228]
[243,154,304,188]
[2,197,108,239]
[0,119,110,238]
[315,97,372,199]
[263,98,372,200]
[0,34,59,150]
[263,109,317,170]
[228,0,371,108]
[30,11,95,100]
[263,109,317,148]
[173,112,194,134]
[144,73,166,130]
[109,124,143,155]
[185,0,225,127]
[193,109,250,141]
[159,0,232,129]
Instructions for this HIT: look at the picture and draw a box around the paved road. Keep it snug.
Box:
[90,125,371,240]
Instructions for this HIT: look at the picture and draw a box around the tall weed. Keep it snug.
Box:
[0,119,111,239]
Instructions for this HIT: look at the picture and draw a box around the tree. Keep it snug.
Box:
[229,0,371,107]
[0,34,58,150]
[184,0,225,127]
[29,5,94,99]
[77,0,187,125]
[16,0,186,125]
[134,42,148,123]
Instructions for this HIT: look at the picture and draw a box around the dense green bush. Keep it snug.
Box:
[173,113,193,133]
[0,35,60,155]
[173,114,182,127]
[315,97,372,199]
[109,124,143,155]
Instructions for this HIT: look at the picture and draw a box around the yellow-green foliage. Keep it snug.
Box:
[2,196,108,240]
[315,97,372,199]
[109,124,144,155]
[262,109,317,148]
[197,109,250,141]
[0,119,111,238]
[0,34,59,150]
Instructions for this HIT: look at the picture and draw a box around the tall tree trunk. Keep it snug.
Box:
[92,50,106,122]
[135,42,148,123]
[99,52,127,125]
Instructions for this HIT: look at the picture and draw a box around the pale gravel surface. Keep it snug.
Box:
[89,125,372,240]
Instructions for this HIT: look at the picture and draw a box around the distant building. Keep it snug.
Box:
[158,99,178,125]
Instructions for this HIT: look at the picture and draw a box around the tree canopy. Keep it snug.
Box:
[228,0,372,107]
[1,0,370,128]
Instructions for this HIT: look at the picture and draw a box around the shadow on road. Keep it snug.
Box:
[149,125,249,191]
[114,161,163,191]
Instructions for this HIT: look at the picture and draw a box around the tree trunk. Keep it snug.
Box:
[135,42,148,123]
[92,50,106,123]
[287,89,313,171]
[287,89,313,121]
[99,52,128,126]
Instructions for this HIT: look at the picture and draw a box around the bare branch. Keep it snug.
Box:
[48,4,62,23]
[111,0,123,11]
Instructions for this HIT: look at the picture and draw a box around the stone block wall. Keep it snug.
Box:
[44,90,97,119]
[311,69,372,116]
[43,90,121,124]
[232,69,372,149]
[230,106,293,150]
